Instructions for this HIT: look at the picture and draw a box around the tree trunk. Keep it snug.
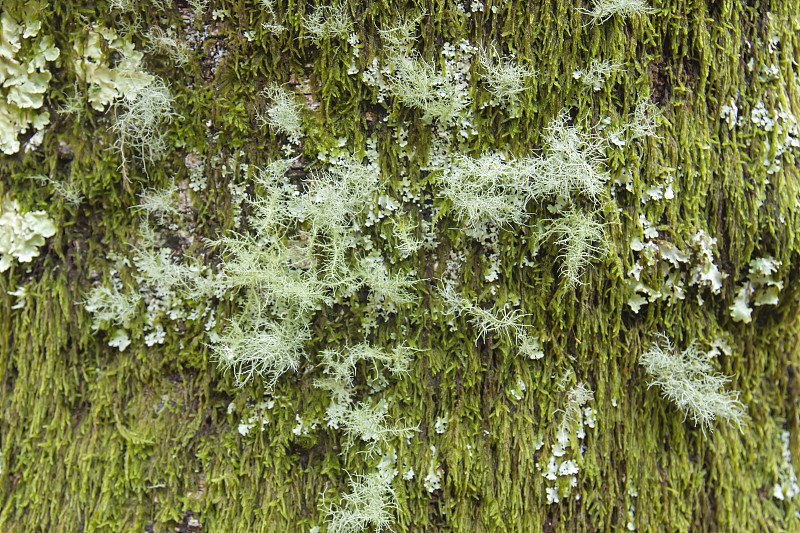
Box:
[1,0,800,532]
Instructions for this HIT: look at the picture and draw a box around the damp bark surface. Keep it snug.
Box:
[1,1,800,532]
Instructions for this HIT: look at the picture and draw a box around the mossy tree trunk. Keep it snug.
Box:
[2,0,800,532]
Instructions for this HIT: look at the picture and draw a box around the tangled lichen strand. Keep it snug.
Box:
[640,335,747,431]
[1,0,800,532]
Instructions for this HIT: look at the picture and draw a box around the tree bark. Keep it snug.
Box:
[2,0,800,532]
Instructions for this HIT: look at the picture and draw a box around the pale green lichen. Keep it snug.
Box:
[336,400,418,456]
[478,45,534,100]
[537,111,610,200]
[107,328,131,351]
[72,25,152,110]
[302,2,353,42]
[0,194,57,272]
[82,285,141,329]
[144,26,191,66]
[439,282,526,340]
[323,470,396,533]
[112,74,176,168]
[31,174,83,206]
[556,384,594,439]
[540,209,607,288]
[438,282,540,358]
[390,217,424,256]
[385,50,471,124]
[213,308,312,388]
[439,153,532,228]
[354,255,418,305]
[257,84,304,142]
[640,335,747,431]
[572,60,621,91]
[133,181,180,223]
[0,13,59,154]
[581,0,656,24]
[258,0,287,33]
[315,344,416,453]
[189,0,210,17]
[377,12,424,50]
[203,156,416,394]
[628,98,661,139]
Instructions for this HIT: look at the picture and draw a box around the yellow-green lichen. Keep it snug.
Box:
[0,194,56,271]
[72,25,152,110]
[2,1,800,532]
[0,13,59,154]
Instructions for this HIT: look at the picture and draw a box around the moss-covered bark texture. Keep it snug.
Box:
[2,0,800,531]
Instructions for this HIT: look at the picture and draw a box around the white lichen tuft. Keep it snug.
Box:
[302,3,353,42]
[439,283,525,341]
[537,111,609,200]
[189,0,210,17]
[557,384,594,438]
[438,283,539,357]
[257,84,303,142]
[378,12,424,49]
[640,335,746,431]
[581,0,656,24]
[572,59,621,92]
[32,174,83,206]
[478,46,534,100]
[112,75,176,166]
[356,255,418,305]
[204,153,416,398]
[437,111,609,238]
[391,218,424,256]
[324,470,396,533]
[133,181,179,223]
[628,98,661,139]
[259,0,287,33]
[109,0,136,11]
[315,344,417,455]
[299,159,379,219]
[83,285,141,328]
[219,238,327,312]
[145,26,191,66]
[316,343,413,392]
[540,210,606,288]
[338,401,418,456]
[440,153,532,228]
[213,308,311,388]
[517,332,545,359]
[385,50,470,124]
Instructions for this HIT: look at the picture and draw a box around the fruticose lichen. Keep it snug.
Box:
[640,335,747,431]
[5,1,800,532]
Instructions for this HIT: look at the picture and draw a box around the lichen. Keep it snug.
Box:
[0,194,56,271]
[0,13,59,154]
[71,25,152,110]
[3,1,800,532]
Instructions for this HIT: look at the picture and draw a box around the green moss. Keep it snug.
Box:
[2,0,800,531]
